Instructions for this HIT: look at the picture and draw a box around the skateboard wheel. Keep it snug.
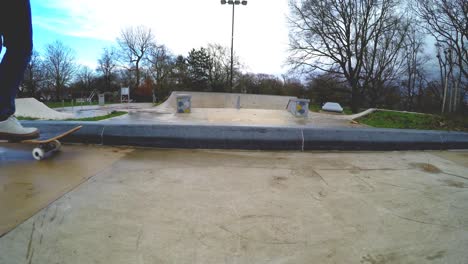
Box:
[32,148,45,161]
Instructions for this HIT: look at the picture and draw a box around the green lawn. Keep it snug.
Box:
[45,101,117,108]
[342,107,353,115]
[356,110,468,132]
[17,111,128,122]
[309,104,321,112]
[16,116,40,121]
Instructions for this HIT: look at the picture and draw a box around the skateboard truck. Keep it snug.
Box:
[21,125,82,160]
[32,140,62,160]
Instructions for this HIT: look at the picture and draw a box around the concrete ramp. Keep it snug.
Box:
[157,91,297,111]
[15,98,74,120]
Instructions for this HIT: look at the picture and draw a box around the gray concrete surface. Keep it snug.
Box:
[53,91,373,128]
[55,103,154,118]
[0,145,467,263]
[157,91,297,110]
[103,108,367,128]
[56,104,364,128]
[0,144,129,236]
[19,92,373,126]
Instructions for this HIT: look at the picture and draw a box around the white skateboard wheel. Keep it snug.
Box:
[32,148,45,161]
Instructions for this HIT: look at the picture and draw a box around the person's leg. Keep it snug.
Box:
[0,0,38,138]
[0,0,33,120]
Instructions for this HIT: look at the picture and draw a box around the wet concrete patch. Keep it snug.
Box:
[442,179,466,188]
[0,144,131,237]
[430,151,468,167]
[410,162,442,174]
[425,250,446,260]
[361,252,400,264]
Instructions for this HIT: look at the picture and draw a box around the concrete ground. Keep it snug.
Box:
[54,103,154,119]
[106,108,368,128]
[1,144,467,263]
[49,91,377,127]
[57,103,367,128]
[14,93,370,127]
[0,144,131,236]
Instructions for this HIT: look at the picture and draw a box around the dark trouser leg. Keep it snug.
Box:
[0,0,33,120]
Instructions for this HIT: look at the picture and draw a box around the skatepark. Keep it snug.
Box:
[1,92,468,263]
[9,92,468,151]
[14,92,372,127]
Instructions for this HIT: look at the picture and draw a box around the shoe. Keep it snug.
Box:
[0,116,39,140]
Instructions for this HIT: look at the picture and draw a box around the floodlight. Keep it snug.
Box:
[220,0,248,92]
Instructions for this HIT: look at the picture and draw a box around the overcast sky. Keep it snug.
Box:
[31,0,291,75]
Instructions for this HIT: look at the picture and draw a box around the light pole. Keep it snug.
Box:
[221,0,247,92]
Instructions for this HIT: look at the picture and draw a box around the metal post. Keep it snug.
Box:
[230,3,235,92]
[221,0,247,93]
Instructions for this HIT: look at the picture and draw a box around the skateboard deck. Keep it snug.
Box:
[20,125,82,160]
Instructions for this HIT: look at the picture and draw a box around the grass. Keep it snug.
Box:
[45,101,115,108]
[342,107,353,115]
[309,104,321,112]
[17,111,128,122]
[356,110,468,132]
[16,116,40,121]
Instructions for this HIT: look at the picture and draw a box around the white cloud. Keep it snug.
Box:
[34,0,291,75]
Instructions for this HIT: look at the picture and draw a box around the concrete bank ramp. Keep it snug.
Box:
[157,91,297,111]
[15,98,74,120]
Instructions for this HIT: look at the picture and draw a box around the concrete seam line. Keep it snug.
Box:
[438,133,443,150]
[301,129,304,152]
[439,133,444,147]
[100,126,105,145]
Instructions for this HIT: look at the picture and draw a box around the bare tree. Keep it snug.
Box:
[207,44,234,92]
[416,0,467,112]
[117,25,155,93]
[401,23,429,111]
[97,47,118,93]
[43,41,76,100]
[77,66,95,92]
[416,0,467,79]
[21,50,45,99]
[436,43,462,113]
[288,0,405,112]
[146,44,174,102]
[306,73,351,107]
[362,15,409,107]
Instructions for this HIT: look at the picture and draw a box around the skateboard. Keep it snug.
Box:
[19,125,82,160]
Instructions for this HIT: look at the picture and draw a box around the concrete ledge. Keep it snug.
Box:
[302,128,459,150]
[20,121,468,151]
[102,125,302,150]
